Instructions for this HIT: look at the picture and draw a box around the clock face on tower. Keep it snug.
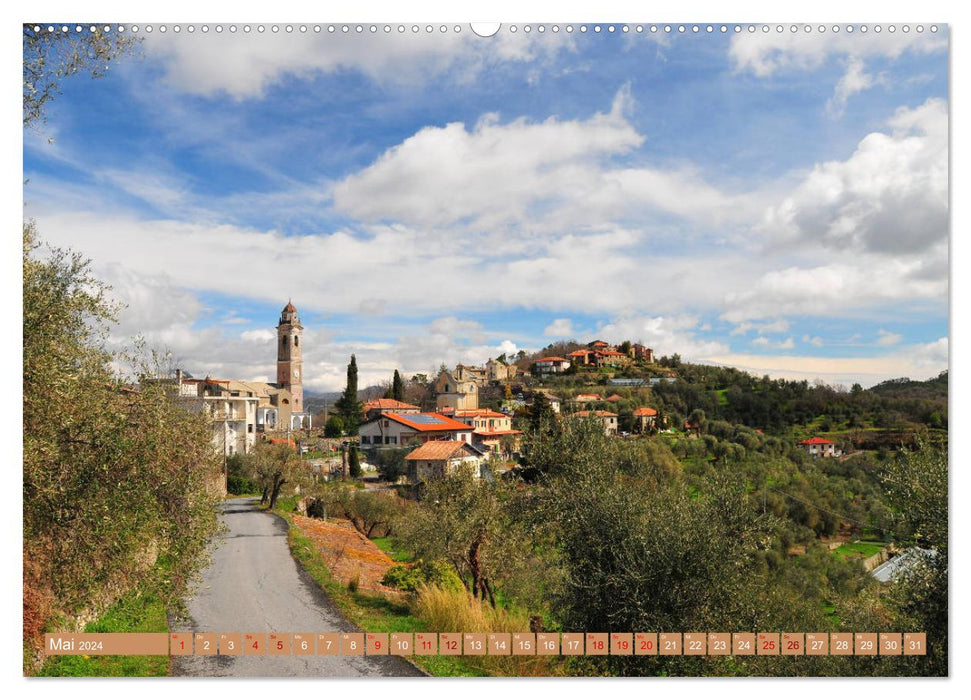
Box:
[293,369,300,380]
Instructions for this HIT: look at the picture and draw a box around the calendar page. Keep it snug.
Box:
[22,7,949,685]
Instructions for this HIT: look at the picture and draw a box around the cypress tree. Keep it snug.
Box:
[391,369,404,402]
[335,354,363,433]
[348,444,362,479]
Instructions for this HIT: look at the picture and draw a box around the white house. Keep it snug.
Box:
[358,412,474,448]
[534,356,571,374]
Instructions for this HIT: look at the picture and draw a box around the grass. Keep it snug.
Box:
[37,584,170,677]
[832,541,886,560]
[371,536,413,562]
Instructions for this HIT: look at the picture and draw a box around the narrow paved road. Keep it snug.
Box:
[171,497,423,677]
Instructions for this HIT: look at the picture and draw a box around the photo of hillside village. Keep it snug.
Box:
[23,23,947,679]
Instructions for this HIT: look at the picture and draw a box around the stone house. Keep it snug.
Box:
[633,406,658,432]
[404,440,487,483]
[571,410,619,436]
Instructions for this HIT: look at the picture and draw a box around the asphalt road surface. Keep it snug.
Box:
[170,497,424,677]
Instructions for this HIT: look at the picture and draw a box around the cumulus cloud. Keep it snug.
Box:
[759,98,947,255]
[333,88,753,234]
[722,257,947,323]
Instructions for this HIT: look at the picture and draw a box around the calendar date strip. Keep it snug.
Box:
[46,631,926,657]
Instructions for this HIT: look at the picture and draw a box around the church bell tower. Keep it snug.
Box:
[277,300,304,412]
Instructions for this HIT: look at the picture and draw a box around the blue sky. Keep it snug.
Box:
[23,23,949,391]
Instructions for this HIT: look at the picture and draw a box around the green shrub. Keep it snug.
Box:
[227,475,258,495]
[382,559,463,593]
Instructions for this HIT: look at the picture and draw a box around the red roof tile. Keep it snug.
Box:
[384,412,473,432]
[404,440,477,461]
[633,407,658,416]
[537,356,569,362]
[798,436,834,445]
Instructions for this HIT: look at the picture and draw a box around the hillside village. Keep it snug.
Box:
[153,302,939,490]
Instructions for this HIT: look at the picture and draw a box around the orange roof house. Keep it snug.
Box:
[633,407,658,432]
[358,412,475,449]
[404,440,487,482]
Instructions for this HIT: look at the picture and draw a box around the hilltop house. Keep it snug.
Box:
[631,343,654,362]
[573,393,602,404]
[358,412,474,448]
[485,357,518,383]
[798,436,839,458]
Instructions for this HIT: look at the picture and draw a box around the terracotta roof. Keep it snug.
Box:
[364,398,420,412]
[574,410,618,418]
[606,394,624,402]
[282,300,297,313]
[575,393,602,401]
[589,340,610,347]
[798,436,834,445]
[598,350,628,357]
[383,412,473,432]
[568,349,591,356]
[536,356,569,363]
[404,440,476,461]
[473,429,522,437]
[633,407,658,416]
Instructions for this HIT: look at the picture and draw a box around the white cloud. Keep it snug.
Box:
[241,329,275,343]
[877,329,903,346]
[722,257,947,323]
[729,29,946,78]
[759,99,947,255]
[802,334,825,348]
[544,318,575,337]
[732,319,789,335]
[141,30,574,99]
[595,315,730,361]
[827,57,881,117]
[752,336,770,347]
[333,89,754,234]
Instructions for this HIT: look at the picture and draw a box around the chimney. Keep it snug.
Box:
[175,368,183,384]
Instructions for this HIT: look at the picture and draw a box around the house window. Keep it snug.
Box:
[248,424,253,433]
[294,336,299,347]
[282,336,288,347]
